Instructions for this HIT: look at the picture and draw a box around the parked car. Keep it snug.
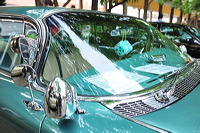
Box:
[187,24,200,37]
[1,6,200,133]
[150,22,200,58]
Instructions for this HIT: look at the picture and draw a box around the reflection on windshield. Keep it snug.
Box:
[43,12,191,96]
[188,26,200,37]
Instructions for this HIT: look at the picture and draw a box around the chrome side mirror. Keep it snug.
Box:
[10,36,38,65]
[11,64,43,111]
[10,35,25,54]
[44,77,78,119]
[11,64,36,87]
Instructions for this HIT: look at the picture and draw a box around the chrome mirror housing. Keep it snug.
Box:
[44,77,78,119]
[10,34,25,54]
[10,35,38,65]
[11,64,36,87]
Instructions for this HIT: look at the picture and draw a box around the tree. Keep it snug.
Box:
[191,0,200,15]
[35,0,43,6]
[188,0,200,26]
[123,1,128,15]
[35,0,54,6]
[170,0,199,26]
[157,0,168,17]
[79,0,83,9]
[171,0,183,23]
[100,0,130,12]
[169,7,174,23]
[63,0,71,7]
[52,0,58,6]
[0,0,5,6]
[143,0,149,20]
[92,0,98,10]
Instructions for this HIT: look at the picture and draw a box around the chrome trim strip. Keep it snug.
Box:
[78,60,197,102]
[0,14,45,93]
[101,60,200,118]
[0,77,13,83]
[0,70,11,78]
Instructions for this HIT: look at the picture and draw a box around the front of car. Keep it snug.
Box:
[2,7,200,132]
[37,10,200,132]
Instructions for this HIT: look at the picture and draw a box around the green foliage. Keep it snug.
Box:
[191,0,200,15]
[182,0,192,14]
[171,0,200,15]
[171,0,181,8]
[98,0,199,15]
[0,0,5,6]
[157,0,168,5]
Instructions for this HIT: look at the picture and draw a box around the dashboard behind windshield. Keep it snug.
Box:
[42,12,191,96]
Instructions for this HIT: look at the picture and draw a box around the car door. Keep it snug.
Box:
[0,18,45,133]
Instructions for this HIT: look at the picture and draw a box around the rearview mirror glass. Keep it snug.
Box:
[10,36,38,65]
[19,37,38,65]
[11,64,36,87]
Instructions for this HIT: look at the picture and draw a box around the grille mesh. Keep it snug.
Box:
[113,100,156,117]
[112,64,200,117]
[173,67,200,98]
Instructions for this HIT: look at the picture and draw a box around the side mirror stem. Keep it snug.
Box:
[28,75,35,102]
[11,65,43,111]
[24,74,44,111]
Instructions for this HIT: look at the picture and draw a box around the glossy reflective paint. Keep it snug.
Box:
[0,6,77,20]
[0,75,156,132]
[136,84,200,133]
[0,6,55,19]
[41,102,156,133]
[0,74,44,132]
[1,7,200,133]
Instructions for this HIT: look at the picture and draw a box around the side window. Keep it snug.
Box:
[161,25,192,43]
[160,25,181,40]
[0,20,23,72]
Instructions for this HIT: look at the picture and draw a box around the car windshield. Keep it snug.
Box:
[42,12,192,96]
[188,25,200,37]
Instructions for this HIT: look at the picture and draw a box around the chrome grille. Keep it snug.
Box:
[173,67,200,98]
[110,63,200,118]
[113,100,156,117]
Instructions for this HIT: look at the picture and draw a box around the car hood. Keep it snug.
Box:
[135,83,200,133]
[73,60,200,132]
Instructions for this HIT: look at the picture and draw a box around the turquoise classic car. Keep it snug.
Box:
[0,6,200,133]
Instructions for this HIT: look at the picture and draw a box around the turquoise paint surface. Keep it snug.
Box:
[0,6,199,132]
[42,101,156,133]
[0,6,88,20]
[136,84,200,133]
[0,74,156,132]
[0,74,44,132]
[0,6,64,19]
